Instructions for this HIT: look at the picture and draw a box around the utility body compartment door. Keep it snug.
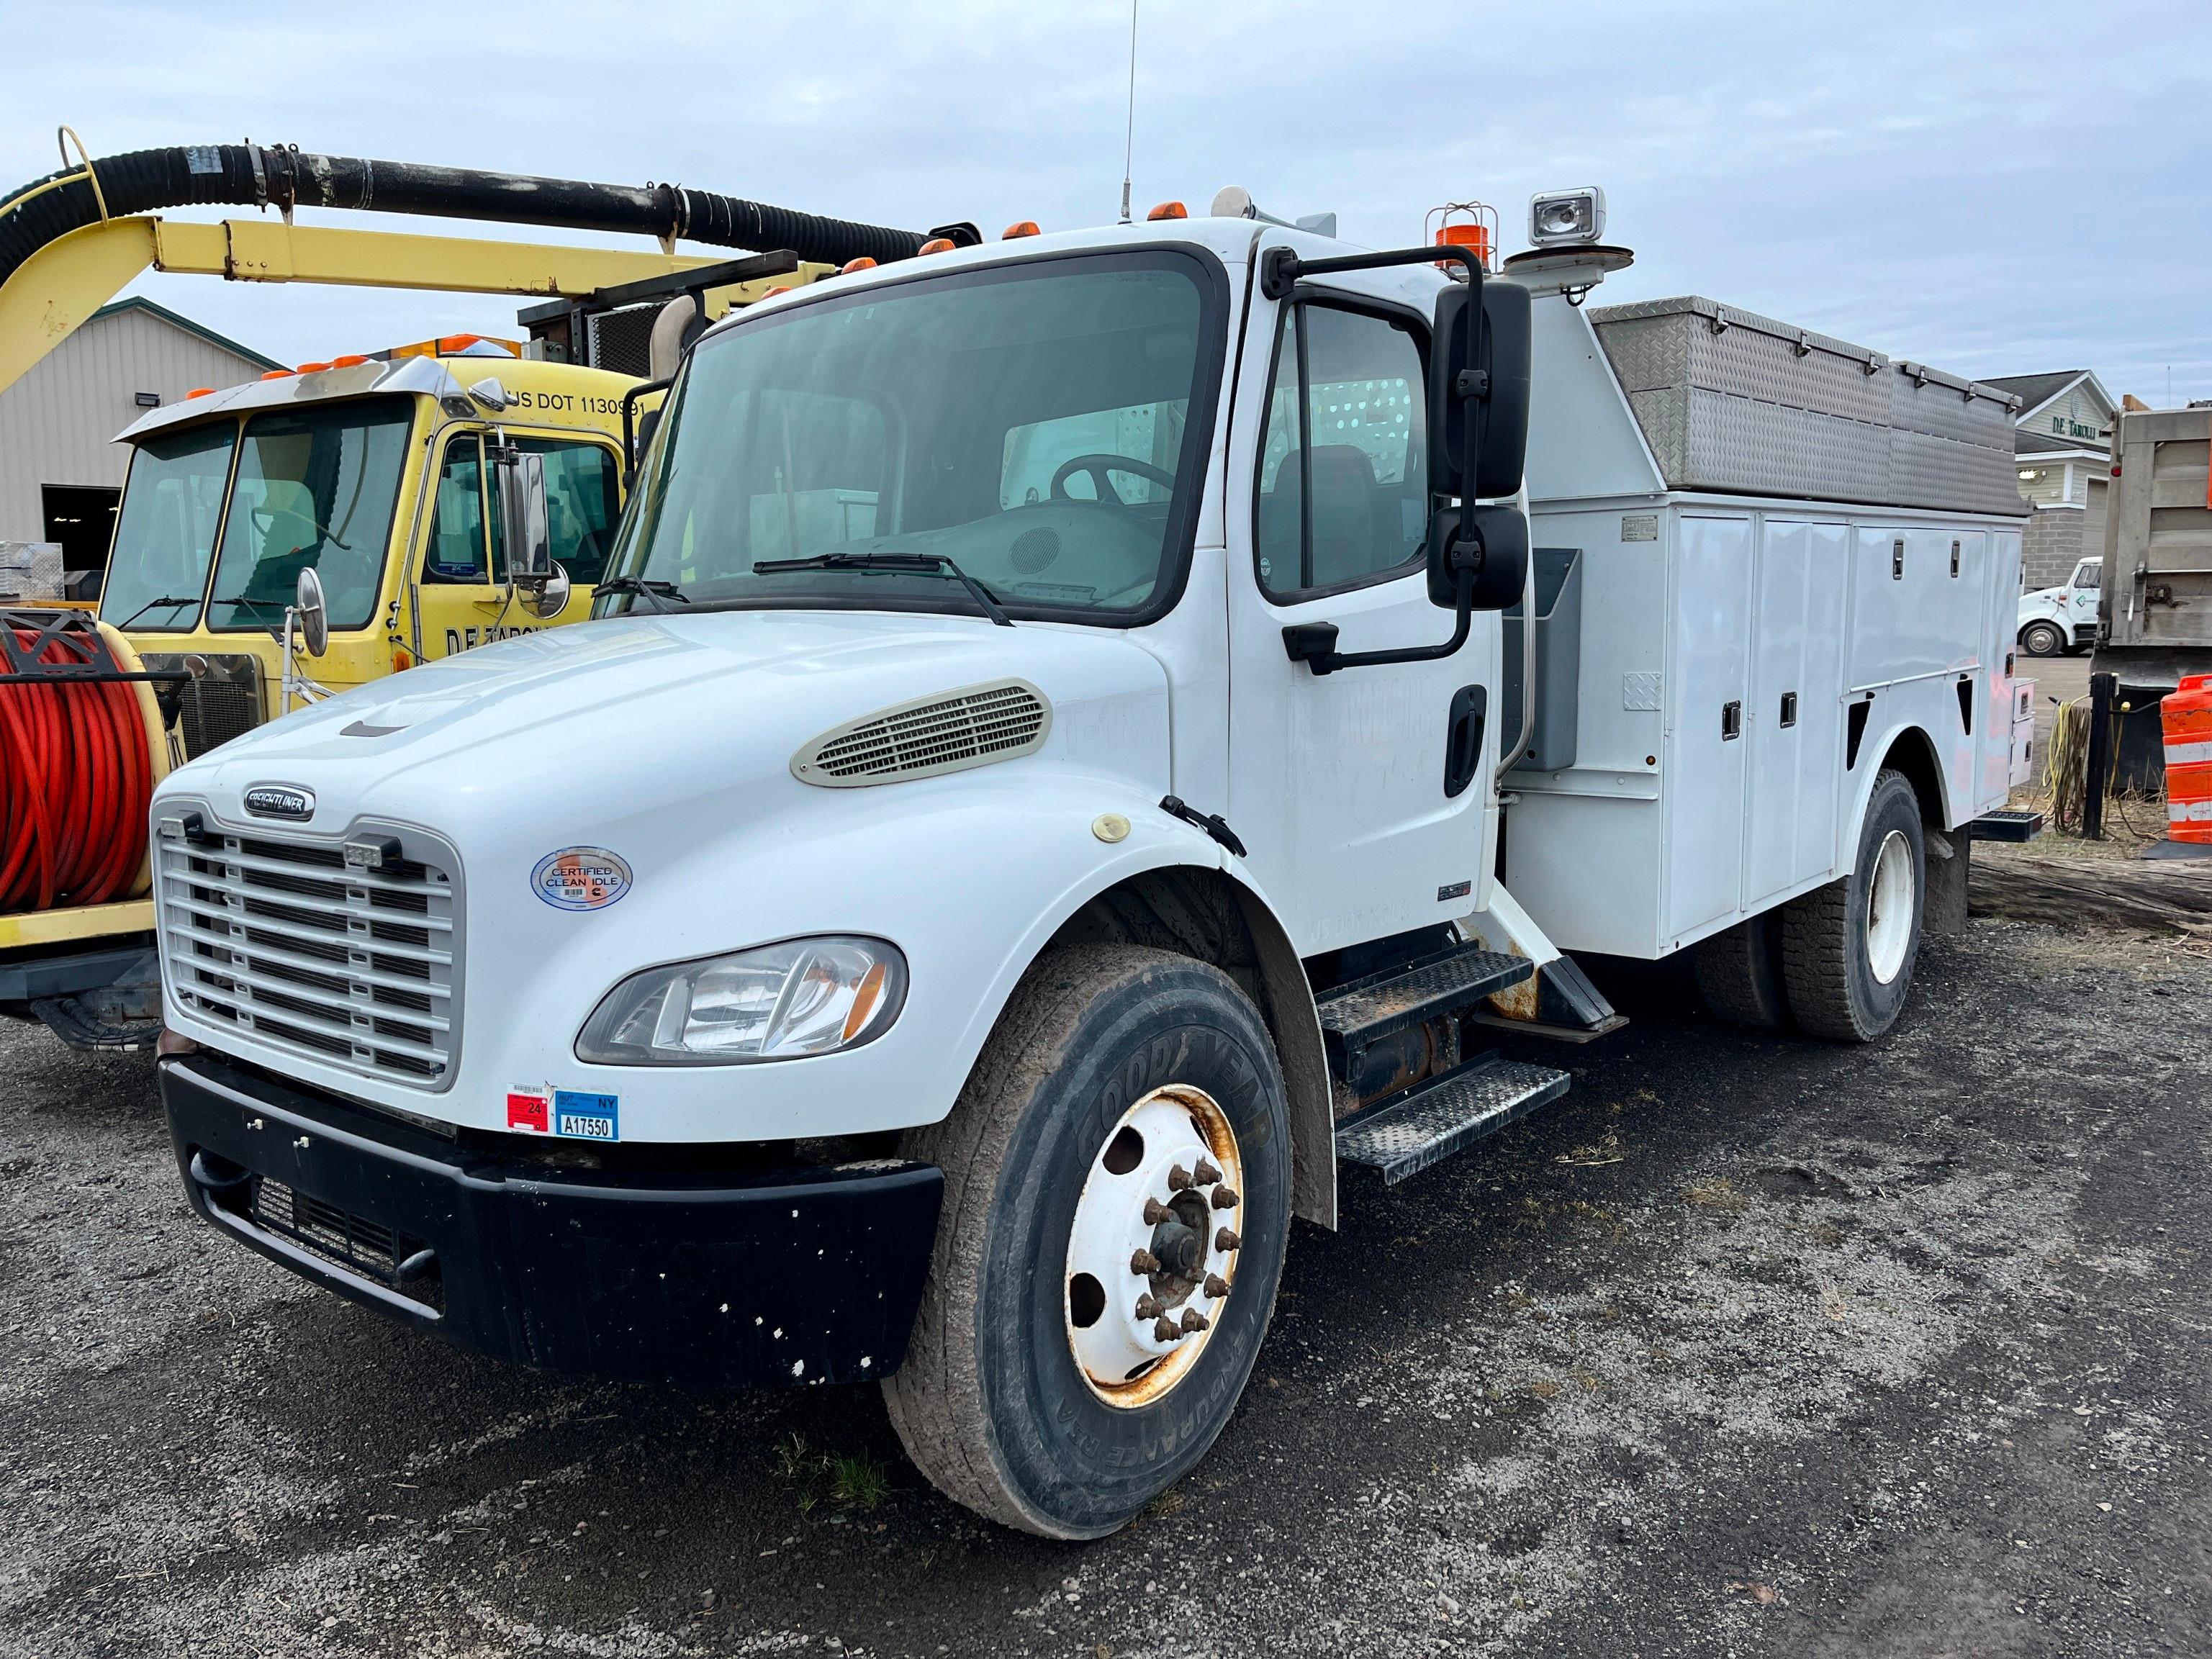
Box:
[1223,245,1499,956]
[1663,515,1753,939]
[1742,520,1847,906]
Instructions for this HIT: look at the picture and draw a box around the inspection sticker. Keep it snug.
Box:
[554,1090,620,1143]
[531,846,632,912]
[506,1087,551,1134]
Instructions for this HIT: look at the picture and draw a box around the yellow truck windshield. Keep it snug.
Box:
[97,423,235,631]
[205,398,412,631]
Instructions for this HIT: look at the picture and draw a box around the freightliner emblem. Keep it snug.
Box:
[243,783,315,821]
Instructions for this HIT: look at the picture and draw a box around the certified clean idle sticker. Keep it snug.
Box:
[531,846,632,911]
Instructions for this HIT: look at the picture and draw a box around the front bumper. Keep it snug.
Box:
[161,1053,942,1387]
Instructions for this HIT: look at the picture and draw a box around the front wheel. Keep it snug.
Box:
[1780,769,1926,1041]
[2019,619,2065,657]
[883,946,1291,1537]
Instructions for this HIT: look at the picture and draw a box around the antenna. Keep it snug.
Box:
[1118,0,1138,224]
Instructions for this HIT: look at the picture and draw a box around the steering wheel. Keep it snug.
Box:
[1049,453,1176,510]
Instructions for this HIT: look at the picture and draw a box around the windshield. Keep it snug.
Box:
[205,398,413,632]
[602,251,1221,623]
[98,423,238,631]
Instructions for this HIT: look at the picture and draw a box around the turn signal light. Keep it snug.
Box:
[839,256,877,274]
[1002,220,1041,239]
[1147,201,1188,221]
[918,237,958,255]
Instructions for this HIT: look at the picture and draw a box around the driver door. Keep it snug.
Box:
[1224,256,1501,955]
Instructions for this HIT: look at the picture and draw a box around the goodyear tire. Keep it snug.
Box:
[882,945,1291,1538]
[2019,619,2065,657]
[1780,769,1926,1041]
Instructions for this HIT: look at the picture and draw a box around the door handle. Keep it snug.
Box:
[1445,684,1487,798]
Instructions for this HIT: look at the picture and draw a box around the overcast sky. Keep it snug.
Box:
[12,0,2209,402]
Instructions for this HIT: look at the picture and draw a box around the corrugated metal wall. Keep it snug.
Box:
[0,306,269,541]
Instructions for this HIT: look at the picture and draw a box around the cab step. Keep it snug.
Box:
[1314,944,1531,1079]
[1335,1053,1571,1185]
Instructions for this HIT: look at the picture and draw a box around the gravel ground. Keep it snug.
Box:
[3,905,2208,1658]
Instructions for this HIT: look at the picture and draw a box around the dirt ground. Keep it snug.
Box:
[4,892,2209,1658]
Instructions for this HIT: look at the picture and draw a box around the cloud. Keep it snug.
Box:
[9,0,2209,397]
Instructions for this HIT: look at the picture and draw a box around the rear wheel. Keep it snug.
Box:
[883,946,1291,1538]
[2019,619,2065,657]
[1780,769,1926,1041]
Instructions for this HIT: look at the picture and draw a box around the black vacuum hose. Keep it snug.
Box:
[0,143,931,293]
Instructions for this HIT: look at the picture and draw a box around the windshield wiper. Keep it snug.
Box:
[593,575,690,614]
[105,594,202,630]
[751,552,1014,628]
[210,592,284,620]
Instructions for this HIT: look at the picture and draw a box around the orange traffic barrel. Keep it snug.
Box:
[2163,672,2212,843]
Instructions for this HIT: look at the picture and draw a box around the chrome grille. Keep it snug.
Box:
[158,828,458,1088]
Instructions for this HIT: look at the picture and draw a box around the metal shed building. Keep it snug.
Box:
[0,297,278,579]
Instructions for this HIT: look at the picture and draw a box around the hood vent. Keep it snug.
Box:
[793,679,1051,788]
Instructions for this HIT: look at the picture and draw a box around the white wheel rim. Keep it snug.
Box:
[1063,1084,1244,1409]
[1866,828,1915,985]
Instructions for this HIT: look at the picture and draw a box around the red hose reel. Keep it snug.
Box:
[1,613,161,913]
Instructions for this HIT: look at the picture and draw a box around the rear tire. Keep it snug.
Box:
[1780,769,1926,1041]
[882,945,1291,1538]
[1693,908,1789,1029]
[2019,620,2065,657]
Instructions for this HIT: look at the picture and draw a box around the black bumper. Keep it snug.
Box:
[161,1054,942,1388]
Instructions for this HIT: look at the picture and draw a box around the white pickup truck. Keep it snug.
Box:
[151,188,2028,1537]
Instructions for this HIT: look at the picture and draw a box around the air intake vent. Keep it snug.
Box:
[793,680,1051,788]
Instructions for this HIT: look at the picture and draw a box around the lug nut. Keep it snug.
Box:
[1179,1308,1210,1334]
[1130,1248,1161,1275]
[1215,1226,1241,1252]
[1134,1293,1163,1321]
[1194,1158,1222,1185]
[1143,1198,1174,1225]
[1211,1185,1240,1211]
[1168,1163,1195,1191]
[1153,1316,1182,1342]
[1204,1273,1230,1298]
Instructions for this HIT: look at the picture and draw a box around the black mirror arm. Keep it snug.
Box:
[1260,242,1481,301]
[1282,561,1475,677]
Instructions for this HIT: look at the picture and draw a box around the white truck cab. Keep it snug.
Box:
[2018,554,2101,655]
[152,195,2027,1537]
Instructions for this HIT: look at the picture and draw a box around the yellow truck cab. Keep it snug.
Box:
[95,339,642,756]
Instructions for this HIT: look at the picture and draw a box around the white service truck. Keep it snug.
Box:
[2018,554,2101,656]
[152,187,2030,1537]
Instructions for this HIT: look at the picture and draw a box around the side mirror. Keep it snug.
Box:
[1426,504,1530,612]
[635,406,663,467]
[492,443,553,583]
[294,566,329,656]
[1430,278,1532,502]
[520,563,572,620]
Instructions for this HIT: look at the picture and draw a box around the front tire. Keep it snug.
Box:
[1780,769,1926,1041]
[883,946,1291,1538]
[2019,619,2065,657]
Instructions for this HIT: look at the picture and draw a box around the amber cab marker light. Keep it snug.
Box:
[918,237,958,255]
[331,354,368,368]
[1002,220,1042,240]
[296,361,332,374]
[840,257,878,274]
[437,334,481,353]
[1146,201,1187,221]
[258,369,293,381]
[185,387,215,399]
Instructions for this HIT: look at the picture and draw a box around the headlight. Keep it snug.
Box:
[577,936,907,1065]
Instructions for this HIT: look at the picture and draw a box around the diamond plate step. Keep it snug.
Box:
[1314,944,1532,1078]
[1335,1054,1571,1185]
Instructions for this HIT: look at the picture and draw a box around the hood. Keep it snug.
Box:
[158,607,1171,838]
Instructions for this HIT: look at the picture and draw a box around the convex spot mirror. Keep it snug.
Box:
[1426,503,1530,612]
[1430,277,1532,502]
[522,564,571,620]
[294,566,328,657]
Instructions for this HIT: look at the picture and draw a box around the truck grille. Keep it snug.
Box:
[158,828,459,1088]
[139,653,263,757]
[248,1175,443,1311]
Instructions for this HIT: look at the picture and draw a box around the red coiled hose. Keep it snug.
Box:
[0,624,152,913]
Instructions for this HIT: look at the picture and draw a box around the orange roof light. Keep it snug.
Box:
[330,353,368,368]
[1002,220,1041,240]
[259,369,294,381]
[437,334,482,353]
[296,361,332,374]
[1146,201,1188,221]
[839,256,878,274]
[185,387,215,399]
[918,237,958,256]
